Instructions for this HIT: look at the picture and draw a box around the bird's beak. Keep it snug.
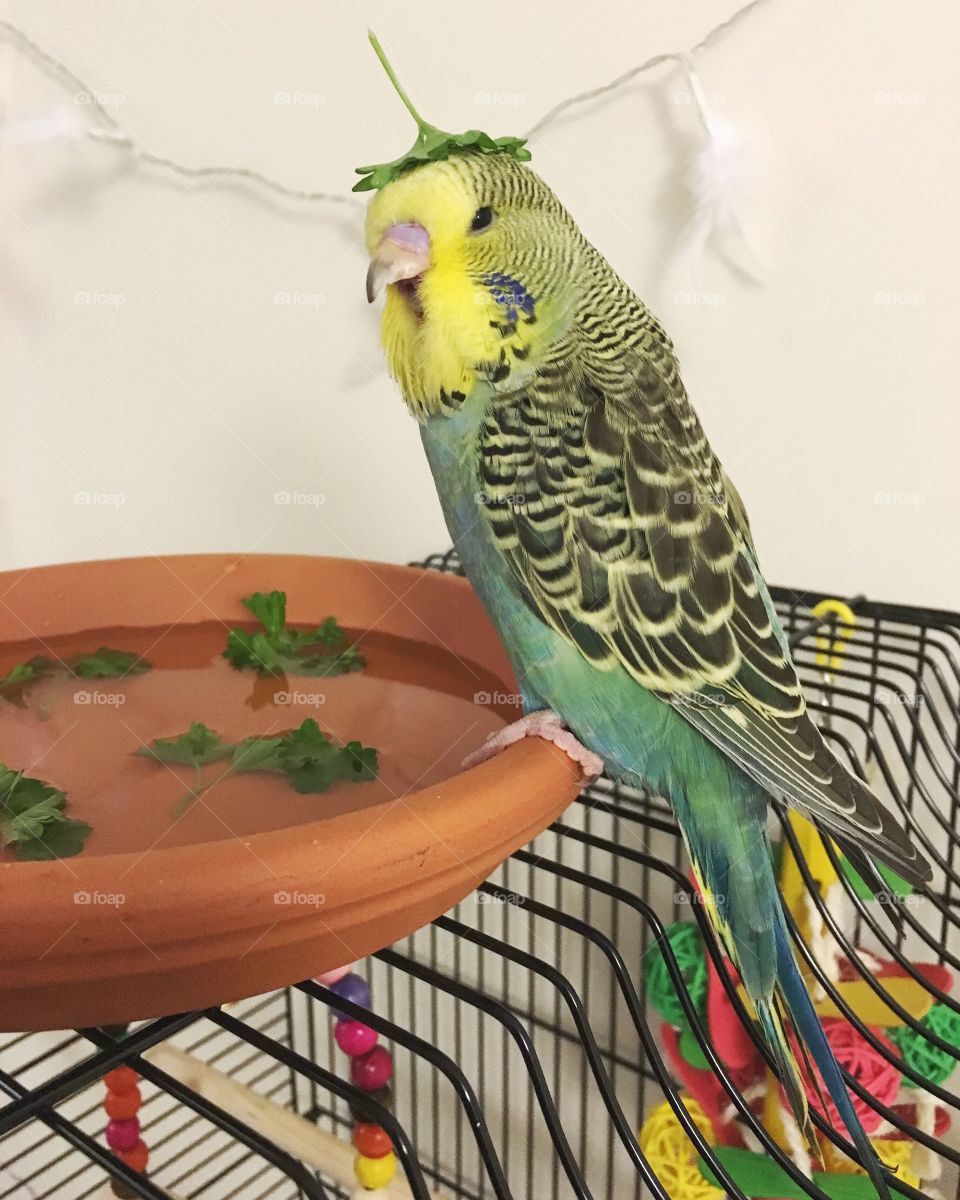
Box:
[366,223,431,303]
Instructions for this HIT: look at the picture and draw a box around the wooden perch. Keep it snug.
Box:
[141,1042,451,1200]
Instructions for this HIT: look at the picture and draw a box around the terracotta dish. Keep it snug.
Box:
[0,555,581,1031]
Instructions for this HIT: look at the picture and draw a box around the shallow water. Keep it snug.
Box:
[0,622,507,858]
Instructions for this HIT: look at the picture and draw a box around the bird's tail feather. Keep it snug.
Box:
[754,992,818,1152]
[771,919,892,1200]
[680,795,891,1199]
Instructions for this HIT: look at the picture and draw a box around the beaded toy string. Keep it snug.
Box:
[99,965,394,1196]
[316,962,398,1192]
[101,1022,148,1199]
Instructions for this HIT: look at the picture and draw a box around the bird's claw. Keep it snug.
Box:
[462,709,604,785]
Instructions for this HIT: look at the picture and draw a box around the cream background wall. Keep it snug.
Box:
[0,0,957,609]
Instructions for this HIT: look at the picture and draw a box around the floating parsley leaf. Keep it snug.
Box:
[279,718,379,794]
[137,718,379,812]
[241,591,287,638]
[2,793,65,842]
[354,33,531,193]
[0,763,91,860]
[0,656,55,703]
[0,648,150,717]
[224,591,365,678]
[70,648,151,678]
[136,724,236,814]
[231,734,287,773]
[136,722,234,767]
[14,818,93,861]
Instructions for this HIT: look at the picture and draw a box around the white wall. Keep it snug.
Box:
[0,0,957,609]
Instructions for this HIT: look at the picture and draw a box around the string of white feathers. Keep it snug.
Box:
[0,7,768,274]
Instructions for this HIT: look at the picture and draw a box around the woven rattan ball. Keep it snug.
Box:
[638,1097,723,1200]
[894,1003,960,1088]
[644,922,708,1028]
[806,1020,900,1134]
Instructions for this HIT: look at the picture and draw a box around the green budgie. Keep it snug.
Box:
[359,39,931,1197]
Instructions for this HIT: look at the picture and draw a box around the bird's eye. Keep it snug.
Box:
[470,206,495,233]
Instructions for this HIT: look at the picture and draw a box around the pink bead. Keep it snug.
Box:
[106,1117,140,1152]
[351,1045,393,1092]
[335,1018,378,1057]
[315,963,354,986]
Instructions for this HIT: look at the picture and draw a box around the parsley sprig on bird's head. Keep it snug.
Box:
[354,33,531,193]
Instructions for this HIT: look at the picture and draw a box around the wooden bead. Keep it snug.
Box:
[353,1121,392,1158]
[103,1067,138,1095]
[350,1046,393,1092]
[354,1149,396,1189]
[105,1087,141,1120]
[117,1140,149,1174]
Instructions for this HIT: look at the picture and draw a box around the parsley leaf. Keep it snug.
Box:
[279,718,378,794]
[0,764,91,860]
[224,591,365,678]
[0,648,151,716]
[231,734,287,773]
[0,656,55,705]
[136,722,234,767]
[241,591,287,639]
[136,718,379,811]
[354,34,531,193]
[4,794,68,844]
[15,818,93,861]
[70,648,151,678]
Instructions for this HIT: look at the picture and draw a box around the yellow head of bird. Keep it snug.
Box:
[364,153,581,419]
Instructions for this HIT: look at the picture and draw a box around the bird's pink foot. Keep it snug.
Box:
[462,709,604,784]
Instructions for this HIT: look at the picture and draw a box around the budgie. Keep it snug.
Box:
[359,39,931,1196]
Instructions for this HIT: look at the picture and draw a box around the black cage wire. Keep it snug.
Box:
[1,547,959,1200]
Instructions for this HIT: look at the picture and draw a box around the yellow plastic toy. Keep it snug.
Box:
[810,598,857,673]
